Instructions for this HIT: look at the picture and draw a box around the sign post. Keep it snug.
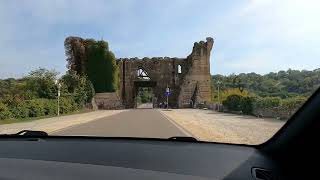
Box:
[55,80,61,116]
[217,80,221,112]
[165,87,170,110]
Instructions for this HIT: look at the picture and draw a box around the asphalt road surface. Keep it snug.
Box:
[54,109,187,138]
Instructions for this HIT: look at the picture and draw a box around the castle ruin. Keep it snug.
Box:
[117,37,214,108]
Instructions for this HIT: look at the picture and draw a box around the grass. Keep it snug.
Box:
[0,109,93,125]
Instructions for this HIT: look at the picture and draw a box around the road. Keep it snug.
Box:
[53,109,187,138]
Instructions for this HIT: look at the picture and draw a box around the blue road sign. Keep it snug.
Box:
[165,91,171,96]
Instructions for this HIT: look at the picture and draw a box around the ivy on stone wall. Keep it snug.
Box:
[65,37,119,93]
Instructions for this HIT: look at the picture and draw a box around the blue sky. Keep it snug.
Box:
[0,0,319,78]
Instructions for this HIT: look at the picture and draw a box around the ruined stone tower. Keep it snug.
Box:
[177,37,213,107]
[118,37,214,108]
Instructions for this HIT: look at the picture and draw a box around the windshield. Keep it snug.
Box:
[0,1,319,145]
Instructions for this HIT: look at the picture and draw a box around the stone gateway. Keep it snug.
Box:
[118,37,214,108]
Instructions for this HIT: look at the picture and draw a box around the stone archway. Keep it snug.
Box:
[134,81,157,108]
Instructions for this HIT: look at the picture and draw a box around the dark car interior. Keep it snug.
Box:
[0,89,319,180]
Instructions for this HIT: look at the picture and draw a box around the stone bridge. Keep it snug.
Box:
[117,37,214,108]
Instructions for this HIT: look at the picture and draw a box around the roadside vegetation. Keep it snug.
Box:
[0,37,119,123]
[0,68,94,121]
[211,69,320,119]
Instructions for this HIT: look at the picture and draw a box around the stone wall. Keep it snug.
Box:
[117,37,214,108]
[94,92,123,110]
[178,37,213,107]
[118,57,186,108]
[252,108,293,120]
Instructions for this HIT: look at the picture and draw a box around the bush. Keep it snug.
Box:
[25,99,46,117]
[222,94,242,111]
[10,102,30,118]
[9,99,58,118]
[61,71,95,107]
[2,97,80,120]
[5,97,80,119]
[241,96,256,114]
[211,88,249,103]
[281,96,307,110]
[0,102,12,120]
[43,99,57,116]
[254,97,281,109]
[59,97,78,114]
[222,94,256,114]
[250,96,307,119]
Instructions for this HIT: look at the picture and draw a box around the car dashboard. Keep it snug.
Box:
[0,137,280,180]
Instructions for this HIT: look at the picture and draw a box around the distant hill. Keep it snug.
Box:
[211,68,320,98]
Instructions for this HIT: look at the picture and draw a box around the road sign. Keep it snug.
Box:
[165,87,171,96]
[165,87,170,110]
[165,91,171,96]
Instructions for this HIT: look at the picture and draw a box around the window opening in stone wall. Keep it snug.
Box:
[137,68,150,80]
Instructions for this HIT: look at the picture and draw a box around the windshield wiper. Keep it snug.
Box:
[0,130,48,137]
[168,136,197,142]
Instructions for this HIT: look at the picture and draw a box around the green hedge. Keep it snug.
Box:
[59,97,78,114]
[1,98,80,120]
[10,101,30,118]
[254,97,281,109]
[43,99,58,116]
[222,94,307,117]
[25,99,46,117]
[281,96,306,110]
[24,98,78,117]
[0,102,12,120]
[222,95,256,114]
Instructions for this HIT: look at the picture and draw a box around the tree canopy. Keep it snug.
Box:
[212,68,320,99]
[0,68,95,120]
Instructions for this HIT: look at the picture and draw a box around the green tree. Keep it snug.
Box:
[240,96,256,114]
[222,94,243,111]
[60,70,95,106]
[25,68,58,99]
[212,68,320,99]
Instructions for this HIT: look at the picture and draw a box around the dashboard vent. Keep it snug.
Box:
[252,168,275,180]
